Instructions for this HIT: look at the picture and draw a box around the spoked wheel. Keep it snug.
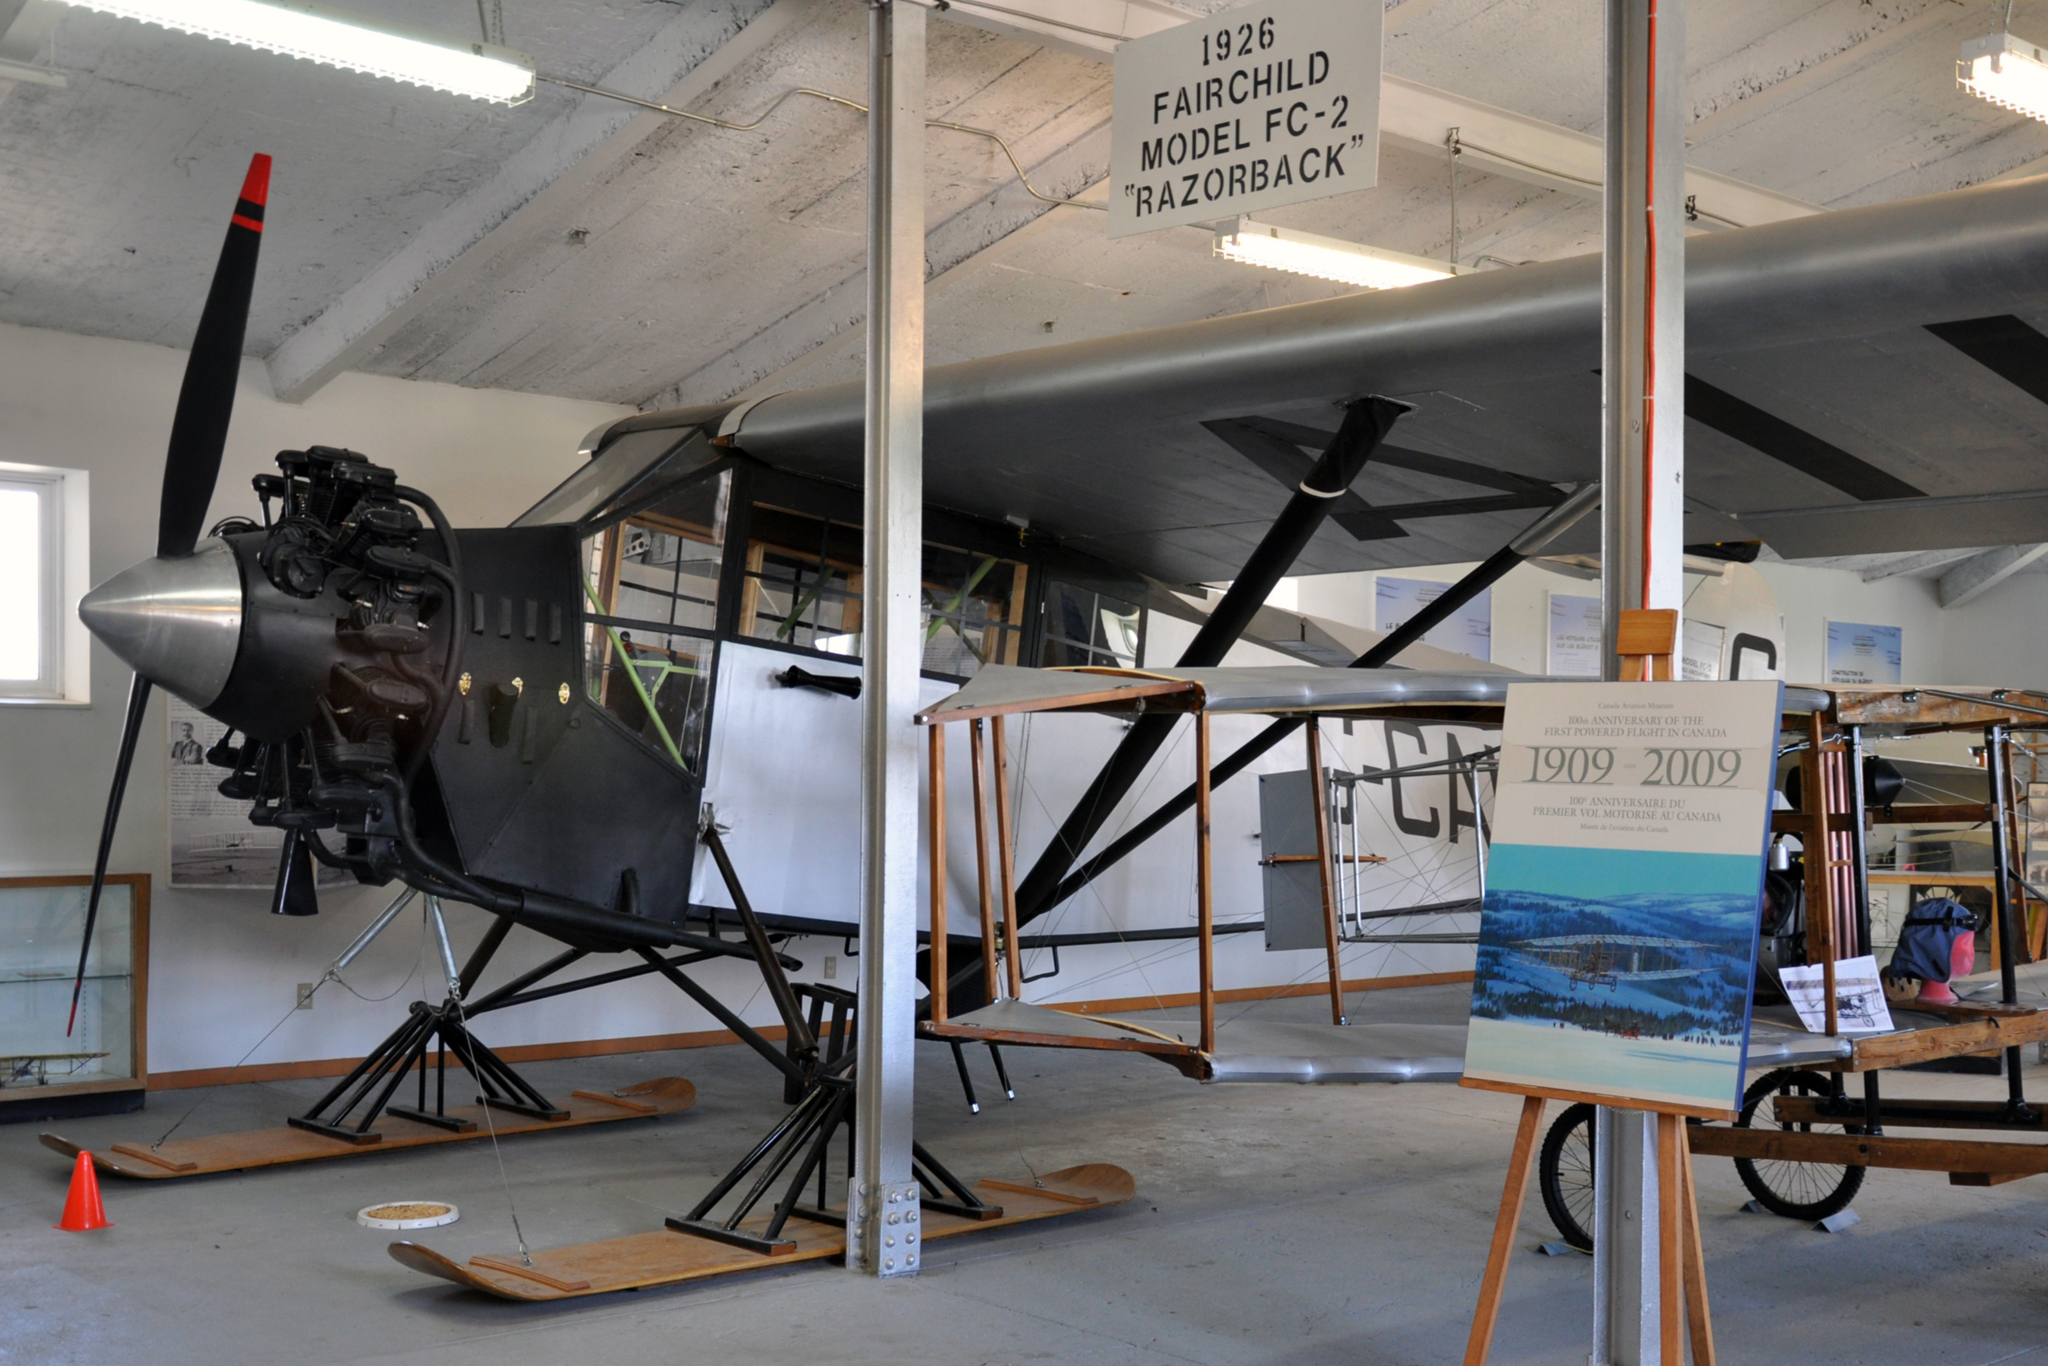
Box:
[1537,1102,1596,1252]
[1733,1067,1865,1221]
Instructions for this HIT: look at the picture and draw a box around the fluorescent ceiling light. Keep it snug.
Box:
[56,0,536,102]
[1214,220,1457,291]
[1959,32,2048,123]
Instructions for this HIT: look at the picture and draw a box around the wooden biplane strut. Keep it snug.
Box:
[1304,720,1347,1028]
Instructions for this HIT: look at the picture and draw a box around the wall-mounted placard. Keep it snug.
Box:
[1464,681,1782,1114]
[1546,593,1600,676]
[1377,576,1491,662]
[1824,620,1902,686]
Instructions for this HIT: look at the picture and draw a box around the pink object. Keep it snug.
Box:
[1915,933,1977,1006]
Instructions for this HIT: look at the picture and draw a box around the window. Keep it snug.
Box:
[1040,582,1145,670]
[581,468,728,771]
[0,463,88,704]
[921,540,1028,677]
[740,504,866,655]
[735,503,1029,679]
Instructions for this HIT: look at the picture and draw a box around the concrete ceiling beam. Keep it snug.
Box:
[264,0,818,405]
[1860,546,1981,582]
[1937,543,2048,609]
[645,101,1113,410]
[934,0,1818,227]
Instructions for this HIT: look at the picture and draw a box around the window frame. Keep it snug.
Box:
[577,464,733,776]
[0,461,89,706]
[1039,580,1148,672]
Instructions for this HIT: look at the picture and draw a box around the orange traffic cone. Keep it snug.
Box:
[55,1151,110,1231]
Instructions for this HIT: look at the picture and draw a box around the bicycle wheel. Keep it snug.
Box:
[1732,1067,1865,1221]
[1538,1102,1597,1251]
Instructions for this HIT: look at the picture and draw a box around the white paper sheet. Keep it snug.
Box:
[1780,954,1895,1034]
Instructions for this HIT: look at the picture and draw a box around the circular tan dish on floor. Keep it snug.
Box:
[357,1201,459,1230]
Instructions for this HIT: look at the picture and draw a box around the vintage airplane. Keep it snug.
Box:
[62,149,2048,1158]
[65,155,838,1153]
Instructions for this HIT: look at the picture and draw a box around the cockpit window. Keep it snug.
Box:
[578,467,728,772]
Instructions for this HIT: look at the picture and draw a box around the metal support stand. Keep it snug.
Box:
[1847,728,1887,1135]
[1593,0,1686,1354]
[290,994,565,1141]
[1987,724,2035,1120]
[850,0,925,1278]
[1598,0,1687,660]
[668,1054,998,1260]
[1591,1107,1661,1364]
[945,1039,1016,1113]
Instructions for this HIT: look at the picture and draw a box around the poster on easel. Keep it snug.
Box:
[1463,681,1782,1114]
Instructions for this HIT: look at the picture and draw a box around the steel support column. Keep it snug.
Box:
[1595,0,1684,1359]
[1592,1107,1662,1364]
[849,0,925,1280]
[1599,0,1687,661]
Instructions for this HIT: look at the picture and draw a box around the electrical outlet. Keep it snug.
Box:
[296,983,315,1010]
[823,956,837,980]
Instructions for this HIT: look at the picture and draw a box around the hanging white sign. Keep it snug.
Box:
[1109,0,1380,238]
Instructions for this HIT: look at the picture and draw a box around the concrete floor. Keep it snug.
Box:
[6,983,2048,1365]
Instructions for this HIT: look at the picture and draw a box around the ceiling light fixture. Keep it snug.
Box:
[56,0,536,102]
[1959,31,2048,123]
[1213,219,1458,291]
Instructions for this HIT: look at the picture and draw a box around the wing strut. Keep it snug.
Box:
[1021,481,1603,924]
[1007,396,1410,927]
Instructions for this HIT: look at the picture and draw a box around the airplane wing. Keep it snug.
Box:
[591,174,2048,585]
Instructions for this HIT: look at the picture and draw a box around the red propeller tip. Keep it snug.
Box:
[239,153,272,208]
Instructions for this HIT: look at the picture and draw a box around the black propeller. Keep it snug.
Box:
[69,152,272,1035]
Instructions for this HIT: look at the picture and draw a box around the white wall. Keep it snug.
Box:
[0,320,644,1075]
[1290,560,1599,674]
[1286,557,2048,691]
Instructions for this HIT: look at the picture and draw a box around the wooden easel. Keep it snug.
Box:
[1618,608,1679,681]
[1460,1089,1717,1366]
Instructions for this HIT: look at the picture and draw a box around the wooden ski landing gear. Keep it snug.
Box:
[39,1077,694,1179]
[388,1163,1134,1300]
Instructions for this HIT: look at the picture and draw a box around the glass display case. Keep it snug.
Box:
[0,874,148,1121]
